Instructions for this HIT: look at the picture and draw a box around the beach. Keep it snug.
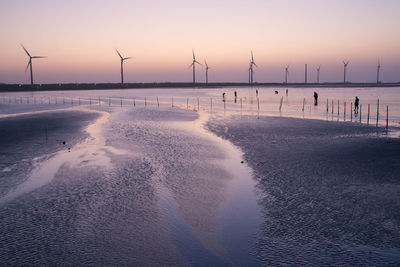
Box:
[207,115,400,265]
[0,98,399,265]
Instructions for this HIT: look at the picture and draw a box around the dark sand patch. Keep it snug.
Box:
[0,110,99,196]
[207,116,400,265]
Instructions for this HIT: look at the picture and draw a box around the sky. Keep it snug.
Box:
[0,0,399,84]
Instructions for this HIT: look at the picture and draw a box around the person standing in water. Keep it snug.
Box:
[234,91,237,103]
[314,91,318,106]
[354,96,359,114]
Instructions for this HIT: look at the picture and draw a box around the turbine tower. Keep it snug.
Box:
[21,44,46,86]
[304,64,308,84]
[284,65,289,84]
[204,59,211,84]
[249,51,258,84]
[189,49,201,84]
[343,61,349,83]
[377,60,381,84]
[316,65,321,83]
[115,48,131,84]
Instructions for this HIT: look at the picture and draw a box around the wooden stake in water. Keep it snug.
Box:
[120,97,122,107]
[359,104,362,123]
[302,98,305,112]
[332,100,334,114]
[240,98,242,114]
[344,102,346,121]
[326,99,329,113]
[376,99,379,127]
[172,97,174,107]
[279,96,283,112]
[157,96,159,107]
[367,104,370,125]
[197,97,200,111]
[386,105,389,130]
[351,102,353,121]
[145,96,147,107]
[133,97,136,107]
[99,96,101,106]
[337,100,339,116]
[109,97,111,106]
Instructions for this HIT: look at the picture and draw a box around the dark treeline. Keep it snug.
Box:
[0,82,399,92]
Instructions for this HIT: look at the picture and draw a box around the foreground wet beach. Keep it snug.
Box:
[0,87,399,265]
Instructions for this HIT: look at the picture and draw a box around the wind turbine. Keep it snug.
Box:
[343,61,349,83]
[284,65,290,84]
[115,48,131,84]
[316,65,321,83]
[377,60,381,83]
[304,64,308,84]
[21,44,46,86]
[249,51,258,84]
[204,59,211,84]
[189,49,201,84]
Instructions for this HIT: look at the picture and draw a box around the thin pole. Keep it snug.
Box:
[157,96,159,107]
[133,97,136,107]
[172,97,174,107]
[337,100,339,116]
[367,104,370,125]
[197,97,200,111]
[376,99,379,127]
[278,96,283,112]
[359,104,362,123]
[332,100,334,114]
[326,99,328,113]
[302,98,305,112]
[145,97,147,107]
[99,97,101,106]
[351,102,353,121]
[386,105,389,129]
[240,98,242,114]
[109,97,111,106]
[344,102,346,121]
[120,97,122,107]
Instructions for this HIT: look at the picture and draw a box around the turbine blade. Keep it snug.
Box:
[124,57,132,60]
[20,43,31,57]
[254,62,258,68]
[192,49,195,60]
[32,56,47,58]
[25,61,30,72]
[188,63,194,69]
[115,48,123,59]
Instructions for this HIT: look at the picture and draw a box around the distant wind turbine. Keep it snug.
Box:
[316,65,321,83]
[377,60,381,84]
[204,59,211,84]
[284,65,290,84]
[343,61,349,83]
[304,64,308,84]
[115,48,131,84]
[249,51,258,84]
[189,49,201,84]
[20,44,46,86]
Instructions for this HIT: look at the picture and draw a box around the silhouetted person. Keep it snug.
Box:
[256,89,258,97]
[222,92,226,101]
[314,91,318,106]
[286,89,288,96]
[234,91,237,103]
[354,96,359,114]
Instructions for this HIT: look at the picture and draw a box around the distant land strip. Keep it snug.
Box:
[0,82,399,92]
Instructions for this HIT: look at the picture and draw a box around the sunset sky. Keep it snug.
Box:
[0,0,399,84]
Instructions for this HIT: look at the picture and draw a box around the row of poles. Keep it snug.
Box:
[319,98,389,129]
[1,94,390,129]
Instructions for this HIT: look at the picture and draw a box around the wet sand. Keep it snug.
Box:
[206,115,400,265]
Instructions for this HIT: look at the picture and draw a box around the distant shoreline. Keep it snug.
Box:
[0,82,399,92]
